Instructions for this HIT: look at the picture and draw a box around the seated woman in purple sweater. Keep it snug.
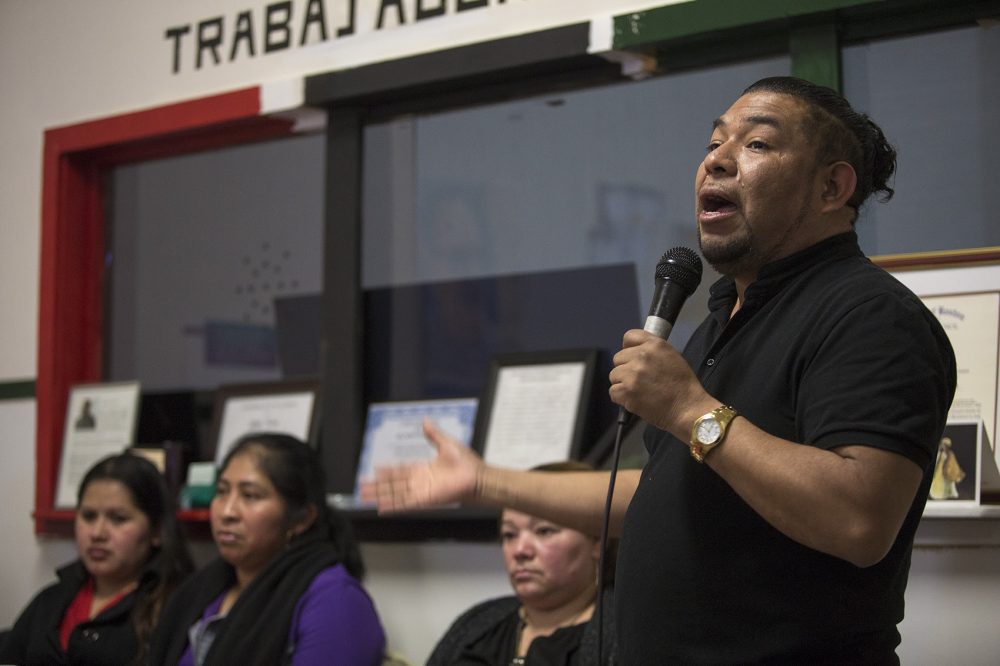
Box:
[150,433,385,665]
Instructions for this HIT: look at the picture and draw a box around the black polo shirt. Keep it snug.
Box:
[615,232,956,664]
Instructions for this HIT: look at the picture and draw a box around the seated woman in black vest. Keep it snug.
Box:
[150,432,386,666]
[427,461,617,666]
[0,453,194,665]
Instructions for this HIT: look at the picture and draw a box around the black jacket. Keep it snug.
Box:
[0,560,155,666]
[427,591,616,665]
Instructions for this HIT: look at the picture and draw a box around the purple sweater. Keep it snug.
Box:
[179,564,385,666]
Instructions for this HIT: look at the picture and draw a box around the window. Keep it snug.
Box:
[361,54,791,387]
[106,134,326,391]
[844,24,1000,255]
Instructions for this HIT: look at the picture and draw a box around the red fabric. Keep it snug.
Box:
[58,578,131,650]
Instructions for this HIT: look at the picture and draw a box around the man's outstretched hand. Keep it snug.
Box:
[359,419,482,513]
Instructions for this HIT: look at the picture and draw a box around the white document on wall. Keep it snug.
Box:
[55,381,141,508]
[481,361,587,469]
[214,390,316,466]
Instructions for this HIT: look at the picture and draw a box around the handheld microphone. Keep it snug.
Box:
[598,246,703,663]
[617,247,703,426]
[644,246,703,340]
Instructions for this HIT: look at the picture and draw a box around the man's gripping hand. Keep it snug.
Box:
[609,329,717,438]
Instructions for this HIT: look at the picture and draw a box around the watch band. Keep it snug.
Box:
[689,405,738,463]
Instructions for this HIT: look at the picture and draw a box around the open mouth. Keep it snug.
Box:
[700,193,738,213]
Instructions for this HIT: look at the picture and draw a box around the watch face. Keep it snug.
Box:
[696,418,721,445]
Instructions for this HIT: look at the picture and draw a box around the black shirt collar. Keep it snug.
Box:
[707,231,864,315]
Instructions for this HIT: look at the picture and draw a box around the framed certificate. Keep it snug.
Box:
[876,247,1000,495]
[210,380,319,466]
[56,381,141,507]
[473,349,598,469]
[352,398,478,506]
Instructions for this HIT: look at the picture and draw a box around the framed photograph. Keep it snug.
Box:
[927,420,981,505]
[923,419,1000,517]
[473,349,598,469]
[55,381,141,507]
[875,247,1000,491]
[209,380,319,466]
[351,397,478,506]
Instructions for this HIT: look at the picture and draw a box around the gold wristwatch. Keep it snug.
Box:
[689,405,738,462]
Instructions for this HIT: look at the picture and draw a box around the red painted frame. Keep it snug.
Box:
[35,87,298,535]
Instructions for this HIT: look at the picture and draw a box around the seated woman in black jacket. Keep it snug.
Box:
[0,453,194,665]
[428,461,617,666]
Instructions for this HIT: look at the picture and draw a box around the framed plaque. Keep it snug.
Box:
[473,349,598,469]
[55,381,141,507]
[352,398,478,506]
[877,247,1000,493]
[210,380,319,466]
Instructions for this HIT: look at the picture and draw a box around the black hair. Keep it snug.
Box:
[221,433,365,580]
[742,76,897,217]
[78,453,194,664]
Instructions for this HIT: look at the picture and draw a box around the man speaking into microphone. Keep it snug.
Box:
[364,77,956,663]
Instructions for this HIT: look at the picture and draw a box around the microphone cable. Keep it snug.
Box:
[594,407,630,665]
[592,246,702,664]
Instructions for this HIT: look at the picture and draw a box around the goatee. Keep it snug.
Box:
[698,226,756,277]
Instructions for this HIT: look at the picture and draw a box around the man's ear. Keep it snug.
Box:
[820,161,858,213]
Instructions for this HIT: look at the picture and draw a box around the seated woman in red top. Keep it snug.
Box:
[0,453,194,665]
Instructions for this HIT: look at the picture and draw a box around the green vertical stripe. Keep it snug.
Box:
[790,24,841,90]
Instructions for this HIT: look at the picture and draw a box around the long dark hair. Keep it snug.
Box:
[78,453,194,663]
[220,433,365,579]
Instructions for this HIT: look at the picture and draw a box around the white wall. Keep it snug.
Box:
[0,399,77,614]
[2,2,999,665]
[900,544,1000,665]
[361,543,511,661]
